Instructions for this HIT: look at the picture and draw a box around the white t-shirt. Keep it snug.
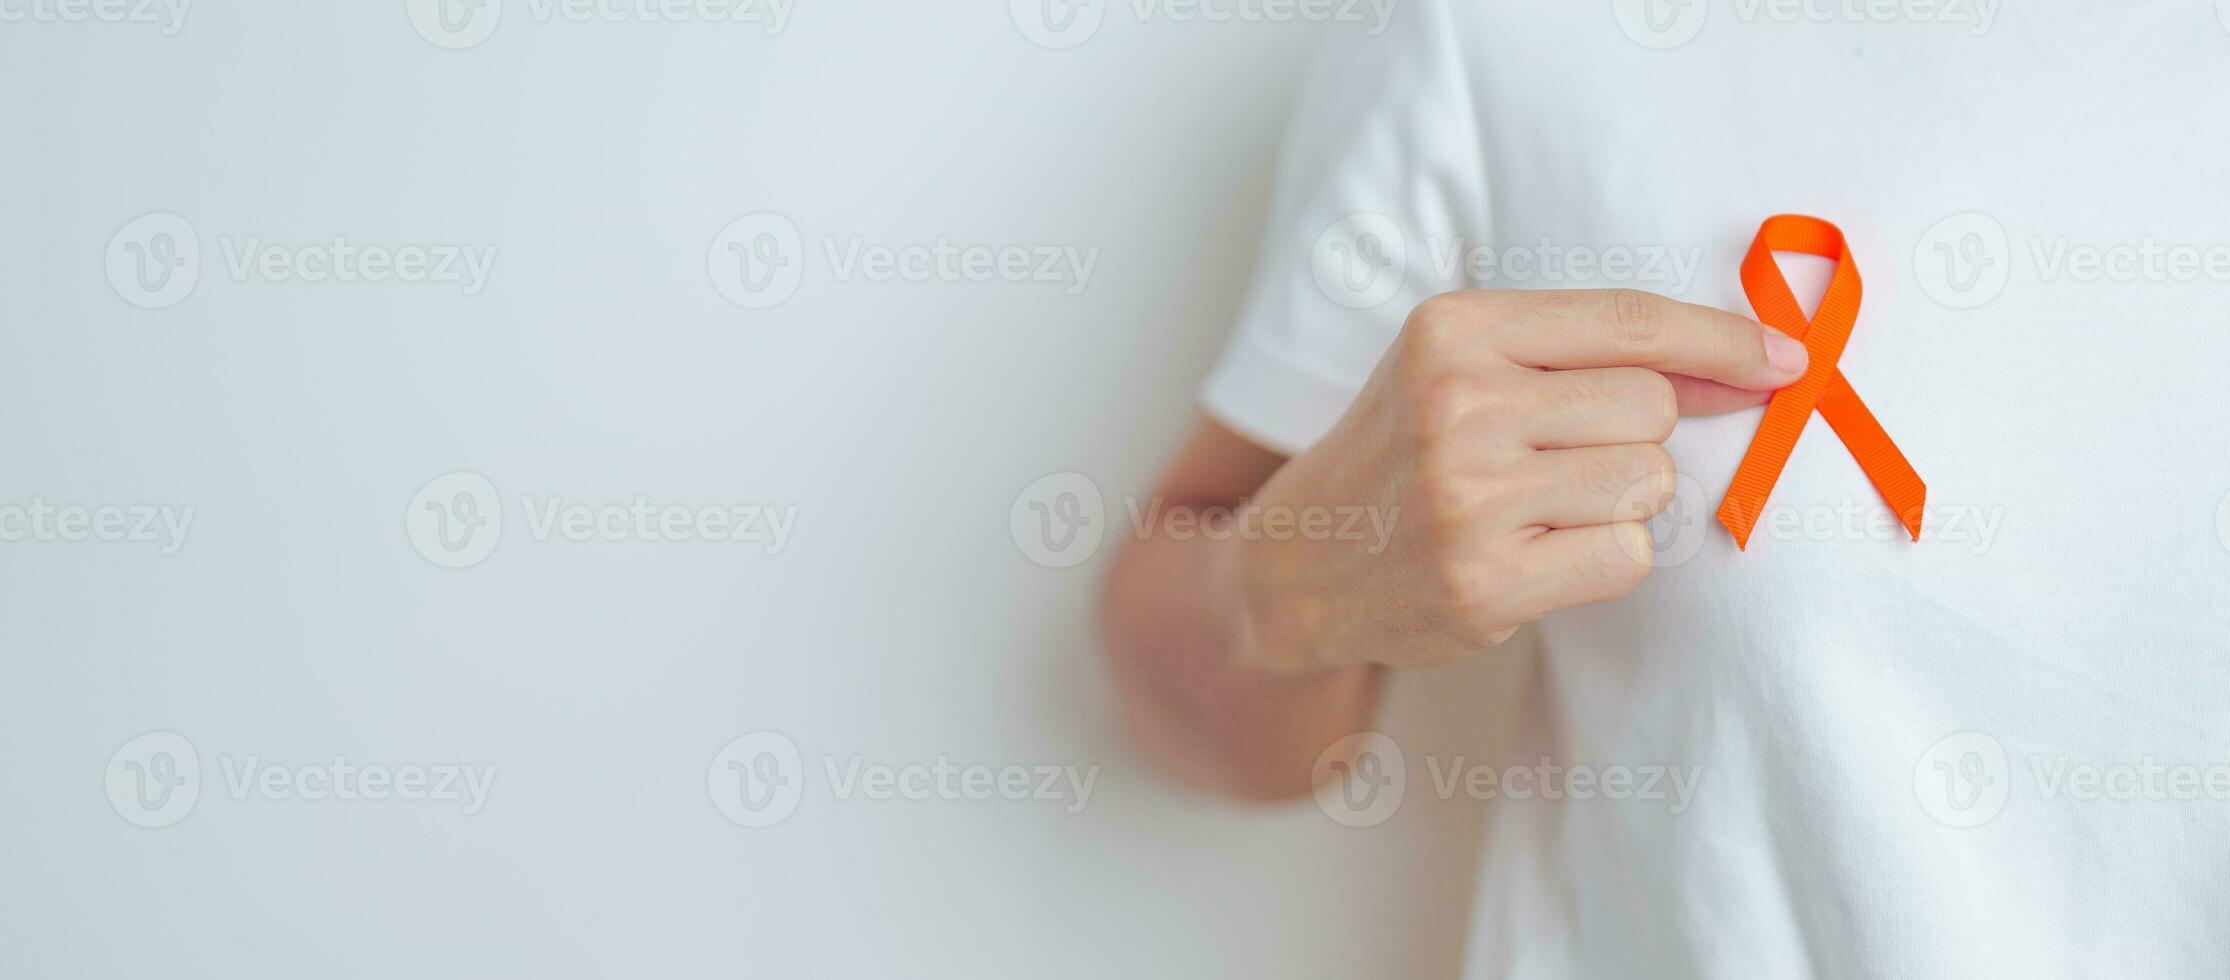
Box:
[1205,3,2230,976]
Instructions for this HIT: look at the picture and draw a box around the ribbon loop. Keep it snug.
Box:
[1717,215,1926,549]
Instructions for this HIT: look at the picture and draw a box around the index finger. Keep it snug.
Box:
[1475,289,1809,391]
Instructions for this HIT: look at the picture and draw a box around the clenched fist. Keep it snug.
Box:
[1233,289,1808,672]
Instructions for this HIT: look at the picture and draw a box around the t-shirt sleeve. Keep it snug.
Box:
[1201,0,1490,456]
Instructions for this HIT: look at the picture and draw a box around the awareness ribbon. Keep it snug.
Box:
[1717,215,1927,549]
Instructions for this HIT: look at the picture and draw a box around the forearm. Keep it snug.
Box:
[1101,517,1385,801]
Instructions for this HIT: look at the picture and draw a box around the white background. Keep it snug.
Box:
[0,3,1526,976]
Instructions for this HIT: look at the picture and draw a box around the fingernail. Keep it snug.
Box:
[1763,332,1808,375]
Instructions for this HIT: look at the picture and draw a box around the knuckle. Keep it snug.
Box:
[1415,472,1468,528]
[1583,445,1656,500]
[1599,523,1656,596]
[1575,451,1627,500]
[1407,372,1486,439]
[1454,612,1521,650]
[1636,443,1678,495]
[1416,462,1505,529]
[1607,445,1678,522]
[1605,289,1666,355]
[1637,370,1679,439]
[1400,292,1480,359]
[1436,549,1510,610]
[1429,552,1478,607]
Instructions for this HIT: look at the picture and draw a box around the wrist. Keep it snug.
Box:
[1215,530,1335,676]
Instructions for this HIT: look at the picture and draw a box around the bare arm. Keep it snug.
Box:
[1100,417,1386,801]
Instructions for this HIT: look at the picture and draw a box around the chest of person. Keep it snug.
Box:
[1471,14,2230,700]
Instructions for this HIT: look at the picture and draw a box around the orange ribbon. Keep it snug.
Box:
[1718,215,1926,549]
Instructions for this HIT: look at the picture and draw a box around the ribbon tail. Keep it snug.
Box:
[1717,493,1765,551]
[1817,373,1927,541]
